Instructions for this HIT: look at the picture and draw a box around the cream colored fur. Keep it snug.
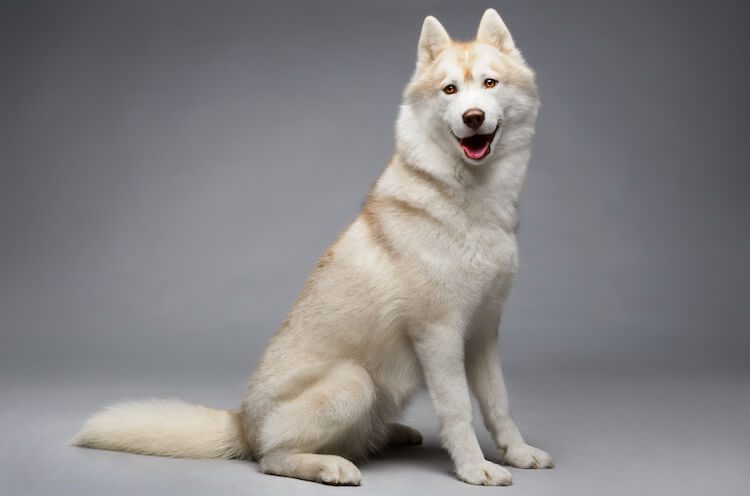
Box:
[73,9,553,486]
[71,399,249,459]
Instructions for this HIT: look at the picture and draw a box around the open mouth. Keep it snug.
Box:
[455,128,497,160]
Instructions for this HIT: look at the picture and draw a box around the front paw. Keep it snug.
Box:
[502,443,554,469]
[456,460,513,486]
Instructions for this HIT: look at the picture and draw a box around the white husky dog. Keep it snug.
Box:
[73,9,553,486]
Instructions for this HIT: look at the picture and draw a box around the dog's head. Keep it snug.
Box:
[402,9,539,165]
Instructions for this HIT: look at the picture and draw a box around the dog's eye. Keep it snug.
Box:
[442,84,457,95]
[483,78,498,89]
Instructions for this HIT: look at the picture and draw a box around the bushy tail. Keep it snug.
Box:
[70,398,251,459]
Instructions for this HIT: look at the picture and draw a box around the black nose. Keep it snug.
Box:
[462,108,485,130]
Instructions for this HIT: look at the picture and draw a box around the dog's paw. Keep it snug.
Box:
[317,458,362,486]
[502,443,554,469]
[456,460,513,486]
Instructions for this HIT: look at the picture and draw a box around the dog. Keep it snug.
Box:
[72,8,553,486]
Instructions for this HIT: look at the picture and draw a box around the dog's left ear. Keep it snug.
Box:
[417,16,451,67]
[477,8,520,58]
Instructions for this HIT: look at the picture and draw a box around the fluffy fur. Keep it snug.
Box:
[73,9,553,486]
[71,399,249,459]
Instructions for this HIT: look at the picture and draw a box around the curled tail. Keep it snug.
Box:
[71,398,252,459]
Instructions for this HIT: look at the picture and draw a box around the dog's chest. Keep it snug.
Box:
[455,188,518,267]
[431,197,519,302]
[451,224,517,292]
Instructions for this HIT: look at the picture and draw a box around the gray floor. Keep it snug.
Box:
[2,369,747,495]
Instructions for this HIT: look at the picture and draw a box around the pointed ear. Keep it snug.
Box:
[476,8,519,57]
[417,16,451,67]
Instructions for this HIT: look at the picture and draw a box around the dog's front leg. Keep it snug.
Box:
[466,307,554,469]
[411,324,512,486]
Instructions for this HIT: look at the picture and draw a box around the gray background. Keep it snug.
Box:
[1,1,748,495]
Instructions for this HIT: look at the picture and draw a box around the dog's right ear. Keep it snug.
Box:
[477,8,521,58]
[417,16,450,67]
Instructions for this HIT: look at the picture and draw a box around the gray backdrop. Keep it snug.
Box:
[1,1,748,495]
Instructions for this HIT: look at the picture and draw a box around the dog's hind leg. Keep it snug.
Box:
[261,452,362,486]
[256,361,376,485]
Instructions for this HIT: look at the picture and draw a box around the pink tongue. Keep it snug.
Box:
[461,141,490,160]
